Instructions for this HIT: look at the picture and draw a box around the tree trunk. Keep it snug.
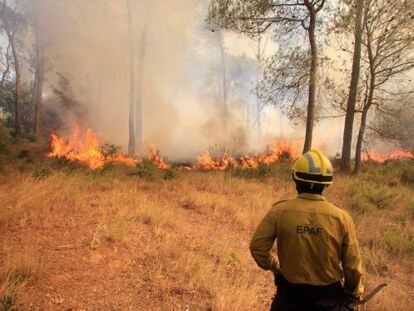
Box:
[135,16,148,152]
[353,106,368,174]
[341,0,365,172]
[3,0,21,136]
[34,16,44,140]
[354,26,375,174]
[256,37,262,140]
[125,0,136,156]
[218,30,228,132]
[303,9,318,153]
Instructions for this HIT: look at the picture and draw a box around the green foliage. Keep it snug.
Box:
[349,182,399,213]
[136,159,179,181]
[136,159,159,179]
[0,123,11,154]
[48,156,87,172]
[361,160,414,187]
[231,162,291,180]
[400,161,414,186]
[381,229,414,258]
[0,81,35,138]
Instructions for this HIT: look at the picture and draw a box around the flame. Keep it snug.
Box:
[48,127,167,169]
[48,127,301,170]
[194,139,300,170]
[194,151,238,170]
[48,126,107,169]
[149,145,170,169]
[362,150,414,162]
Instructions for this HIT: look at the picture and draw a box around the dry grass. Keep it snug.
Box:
[0,160,413,310]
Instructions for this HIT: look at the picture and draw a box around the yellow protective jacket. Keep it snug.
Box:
[250,193,364,297]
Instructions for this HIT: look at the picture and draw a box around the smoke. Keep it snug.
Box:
[29,0,275,159]
[33,0,344,160]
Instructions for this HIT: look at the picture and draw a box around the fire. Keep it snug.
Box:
[149,145,170,169]
[362,150,414,162]
[48,127,300,170]
[48,126,168,169]
[194,139,300,170]
[49,126,107,169]
[194,151,238,170]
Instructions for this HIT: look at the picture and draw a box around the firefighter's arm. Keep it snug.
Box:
[249,208,280,274]
[342,215,364,298]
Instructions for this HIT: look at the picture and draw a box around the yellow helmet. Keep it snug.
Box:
[292,150,333,185]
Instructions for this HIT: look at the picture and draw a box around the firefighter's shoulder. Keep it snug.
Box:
[271,199,289,208]
[329,201,353,218]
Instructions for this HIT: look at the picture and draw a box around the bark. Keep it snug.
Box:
[2,0,21,135]
[218,30,228,132]
[341,0,365,172]
[256,37,262,140]
[135,16,148,152]
[34,15,44,140]
[125,0,136,156]
[303,8,317,153]
[354,25,375,174]
[354,106,368,174]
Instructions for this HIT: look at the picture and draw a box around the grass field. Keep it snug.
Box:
[0,150,413,310]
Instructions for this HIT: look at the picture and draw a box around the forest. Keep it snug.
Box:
[0,0,413,310]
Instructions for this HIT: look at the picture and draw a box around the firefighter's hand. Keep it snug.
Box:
[343,294,361,311]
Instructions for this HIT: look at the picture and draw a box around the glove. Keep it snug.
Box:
[342,294,361,311]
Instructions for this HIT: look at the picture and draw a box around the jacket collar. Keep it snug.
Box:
[298,193,326,201]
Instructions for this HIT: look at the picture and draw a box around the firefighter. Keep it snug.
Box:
[250,150,364,311]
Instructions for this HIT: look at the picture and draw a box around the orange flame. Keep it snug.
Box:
[362,150,414,162]
[149,145,170,169]
[48,127,168,169]
[48,127,301,170]
[194,139,300,170]
[48,126,107,169]
[194,151,238,170]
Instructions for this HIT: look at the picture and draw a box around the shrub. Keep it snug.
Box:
[136,159,179,180]
[231,162,291,180]
[0,123,11,154]
[48,156,86,172]
[400,162,414,186]
[31,167,51,180]
[381,229,414,258]
[349,182,399,213]
[163,167,180,180]
[136,158,161,179]
[0,294,17,311]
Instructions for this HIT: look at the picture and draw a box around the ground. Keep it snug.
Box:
[0,153,414,310]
